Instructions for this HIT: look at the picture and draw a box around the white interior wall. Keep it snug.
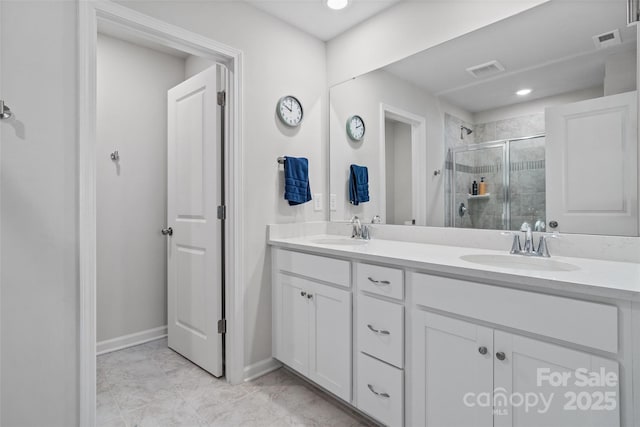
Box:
[384,119,412,225]
[605,50,637,96]
[115,0,328,372]
[392,121,412,224]
[0,2,78,425]
[96,34,187,343]
[326,0,548,85]
[384,120,396,225]
[330,70,444,225]
[185,55,217,79]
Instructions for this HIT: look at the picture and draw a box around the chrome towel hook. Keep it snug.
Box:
[110,150,120,161]
[0,100,12,120]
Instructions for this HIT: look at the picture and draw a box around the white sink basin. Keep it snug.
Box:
[460,254,579,272]
[310,237,369,246]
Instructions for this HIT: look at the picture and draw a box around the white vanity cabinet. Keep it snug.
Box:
[272,249,352,402]
[269,239,636,427]
[410,272,621,427]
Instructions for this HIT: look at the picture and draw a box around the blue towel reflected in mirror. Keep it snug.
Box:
[349,164,369,205]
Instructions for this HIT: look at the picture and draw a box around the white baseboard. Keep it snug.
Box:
[97,325,167,355]
[243,357,282,382]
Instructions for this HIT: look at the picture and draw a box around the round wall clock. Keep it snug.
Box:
[346,115,365,141]
[277,95,303,127]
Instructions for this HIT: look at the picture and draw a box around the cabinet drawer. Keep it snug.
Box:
[275,249,350,288]
[410,272,618,353]
[357,263,404,300]
[358,295,404,368]
[357,353,403,427]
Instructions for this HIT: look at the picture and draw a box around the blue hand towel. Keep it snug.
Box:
[284,156,312,206]
[349,164,369,205]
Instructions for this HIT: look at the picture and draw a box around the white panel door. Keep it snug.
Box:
[276,274,310,376]
[411,311,494,427]
[494,330,619,427]
[546,91,637,236]
[167,67,222,377]
[308,281,352,402]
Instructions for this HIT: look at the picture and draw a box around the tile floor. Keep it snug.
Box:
[97,338,374,426]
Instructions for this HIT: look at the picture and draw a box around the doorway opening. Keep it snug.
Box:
[379,104,428,226]
[79,3,244,425]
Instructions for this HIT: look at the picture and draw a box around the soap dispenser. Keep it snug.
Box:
[479,177,487,195]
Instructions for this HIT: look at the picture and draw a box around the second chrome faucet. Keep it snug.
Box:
[351,215,380,240]
[507,222,554,257]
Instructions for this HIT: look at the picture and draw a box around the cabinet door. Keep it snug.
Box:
[308,282,352,402]
[276,274,310,376]
[494,331,620,427]
[546,91,637,236]
[411,311,494,427]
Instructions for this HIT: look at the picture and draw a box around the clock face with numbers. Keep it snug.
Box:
[346,115,365,141]
[277,95,303,127]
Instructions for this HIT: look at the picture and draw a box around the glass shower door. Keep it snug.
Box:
[452,143,507,230]
[508,136,546,231]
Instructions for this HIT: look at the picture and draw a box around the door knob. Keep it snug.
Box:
[478,346,488,355]
[161,227,173,236]
[496,351,506,361]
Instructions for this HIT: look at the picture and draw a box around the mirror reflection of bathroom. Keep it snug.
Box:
[446,111,547,231]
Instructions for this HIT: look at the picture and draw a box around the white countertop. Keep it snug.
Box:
[268,234,640,301]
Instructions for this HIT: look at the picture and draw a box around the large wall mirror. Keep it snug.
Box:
[329,0,639,236]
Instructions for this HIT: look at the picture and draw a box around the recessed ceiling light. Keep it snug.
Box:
[326,0,349,10]
[516,88,532,96]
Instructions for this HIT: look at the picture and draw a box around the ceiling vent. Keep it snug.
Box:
[593,29,622,49]
[466,60,506,79]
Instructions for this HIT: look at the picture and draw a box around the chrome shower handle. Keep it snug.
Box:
[0,100,12,120]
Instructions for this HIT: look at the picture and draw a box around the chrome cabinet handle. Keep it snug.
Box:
[300,291,307,297]
[368,277,391,285]
[161,227,173,236]
[307,293,313,299]
[496,351,506,361]
[478,346,488,355]
[367,384,390,398]
[367,324,390,335]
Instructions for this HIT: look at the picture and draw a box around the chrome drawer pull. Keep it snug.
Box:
[367,324,390,335]
[368,277,391,285]
[367,384,390,398]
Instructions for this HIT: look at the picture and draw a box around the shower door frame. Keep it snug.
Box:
[449,134,545,230]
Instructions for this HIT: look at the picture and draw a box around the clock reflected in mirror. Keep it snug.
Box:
[347,115,365,141]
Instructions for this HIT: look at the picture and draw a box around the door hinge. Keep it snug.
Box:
[217,205,226,220]
[217,319,227,334]
[217,91,226,107]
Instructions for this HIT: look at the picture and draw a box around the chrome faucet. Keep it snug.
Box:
[505,222,553,257]
[351,215,373,240]
[351,216,362,239]
[520,222,535,255]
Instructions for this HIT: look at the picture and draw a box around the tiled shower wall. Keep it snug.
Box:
[445,112,546,230]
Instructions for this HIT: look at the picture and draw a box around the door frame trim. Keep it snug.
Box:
[78,1,245,424]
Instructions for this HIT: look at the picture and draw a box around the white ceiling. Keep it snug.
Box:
[383,0,637,113]
[243,0,402,41]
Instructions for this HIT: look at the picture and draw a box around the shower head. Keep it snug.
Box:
[460,126,473,139]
